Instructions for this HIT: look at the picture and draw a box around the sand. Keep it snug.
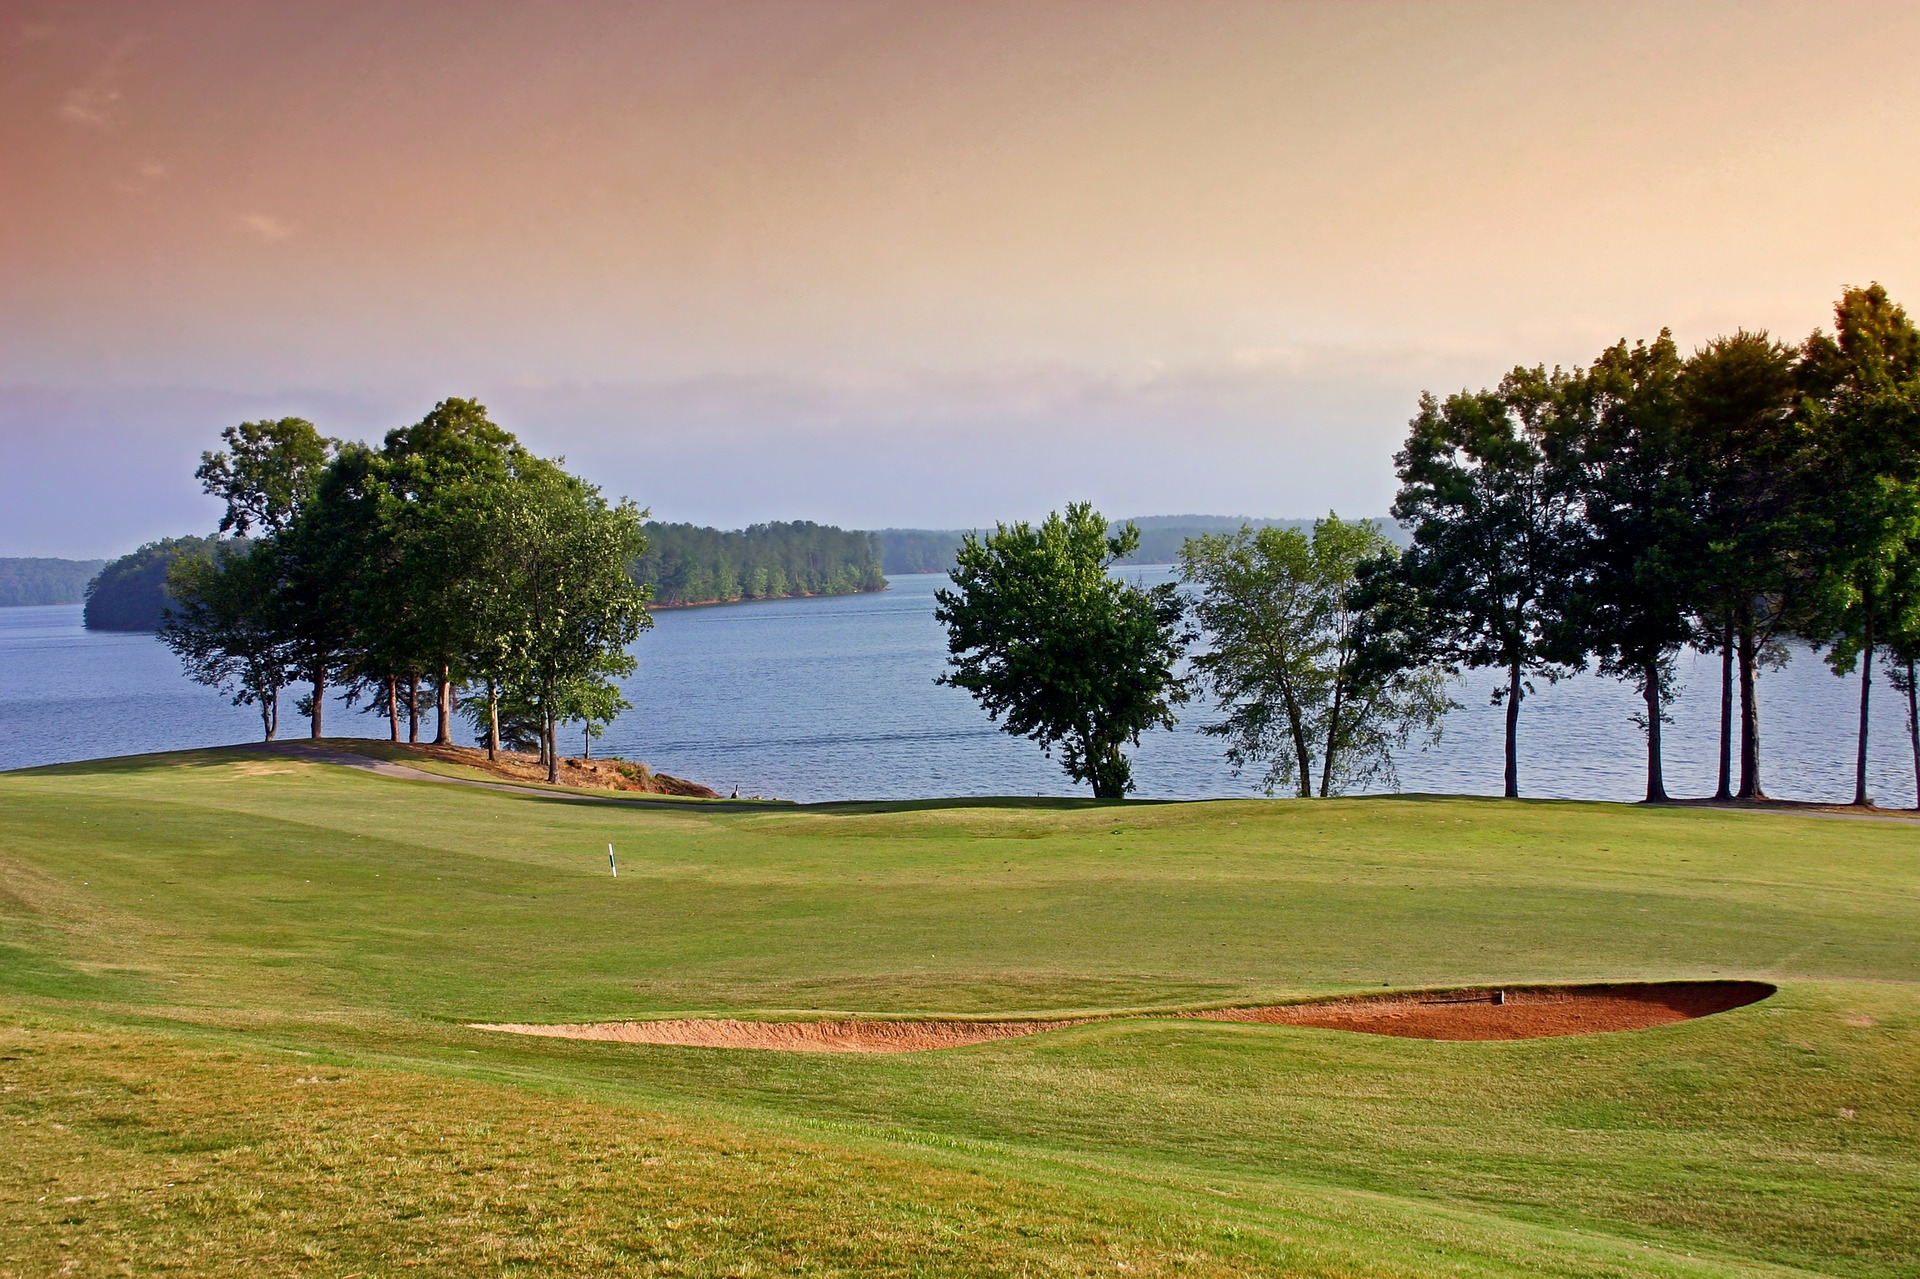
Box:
[471,981,1774,1054]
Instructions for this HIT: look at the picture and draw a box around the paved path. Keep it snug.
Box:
[230,741,775,811]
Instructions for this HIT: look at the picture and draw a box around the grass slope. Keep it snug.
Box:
[2,749,1916,1276]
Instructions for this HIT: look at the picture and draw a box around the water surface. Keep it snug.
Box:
[3,571,1915,806]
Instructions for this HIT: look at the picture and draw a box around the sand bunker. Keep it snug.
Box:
[470,1016,1085,1053]
[472,981,1773,1053]
[1189,981,1776,1042]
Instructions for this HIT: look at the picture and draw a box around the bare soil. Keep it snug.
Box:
[1188,980,1777,1041]
[378,741,719,797]
[473,981,1774,1053]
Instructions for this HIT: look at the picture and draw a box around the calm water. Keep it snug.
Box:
[3,569,1917,805]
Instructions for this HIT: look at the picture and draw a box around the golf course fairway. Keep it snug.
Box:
[2,746,1916,1276]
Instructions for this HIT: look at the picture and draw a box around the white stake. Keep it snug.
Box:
[608,843,617,877]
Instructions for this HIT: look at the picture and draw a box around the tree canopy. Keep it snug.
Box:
[935,504,1187,799]
[1181,516,1450,797]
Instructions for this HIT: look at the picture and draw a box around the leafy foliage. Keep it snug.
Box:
[1181,517,1450,797]
[935,503,1187,799]
[636,521,883,605]
[83,536,232,631]
[1387,370,1580,797]
[0,558,104,608]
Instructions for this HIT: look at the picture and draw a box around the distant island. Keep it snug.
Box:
[78,522,888,629]
[638,520,885,607]
[71,515,1403,630]
[82,536,230,631]
[875,515,1406,575]
[0,557,107,607]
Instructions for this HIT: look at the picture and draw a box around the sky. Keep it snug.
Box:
[4,1,1919,557]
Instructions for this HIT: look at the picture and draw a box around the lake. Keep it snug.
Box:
[2,569,1916,806]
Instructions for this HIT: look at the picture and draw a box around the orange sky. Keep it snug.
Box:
[4,1,1919,553]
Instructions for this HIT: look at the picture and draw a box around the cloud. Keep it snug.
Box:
[237,213,296,243]
[137,160,167,180]
[59,83,120,126]
[56,33,138,127]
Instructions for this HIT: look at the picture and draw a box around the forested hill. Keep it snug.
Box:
[0,558,106,607]
[85,523,885,629]
[875,516,1406,575]
[636,521,885,607]
[82,537,231,631]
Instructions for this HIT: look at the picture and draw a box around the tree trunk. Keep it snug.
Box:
[545,711,559,784]
[261,692,276,742]
[407,674,420,744]
[486,677,500,761]
[1737,616,1762,799]
[1283,687,1313,799]
[1715,620,1733,801]
[1906,657,1919,811]
[1643,660,1667,803]
[1854,610,1874,808]
[1319,679,1345,799]
[386,674,399,743]
[584,725,592,759]
[310,660,325,739]
[435,664,453,745]
[1503,660,1523,799]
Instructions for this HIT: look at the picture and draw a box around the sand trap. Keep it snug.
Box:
[1189,981,1776,1041]
[472,981,1773,1053]
[470,1016,1085,1053]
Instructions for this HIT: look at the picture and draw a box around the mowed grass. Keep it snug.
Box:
[2,748,1917,1276]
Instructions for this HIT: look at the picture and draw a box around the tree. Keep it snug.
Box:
[1797,284,1920,806]
[195,418,331,536]
[378,398,524,745]
[195,418,342,737]
[159,541,296,740]
[83,535,228,631]
[934,503,1187,799]
[1557,332,1696,802]
[491,459,652,782]
[1677,330,1805,800]
[1390,369,1580,797]
[1181,516,1450,797]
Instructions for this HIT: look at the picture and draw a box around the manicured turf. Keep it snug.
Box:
[2,748,1916,1276]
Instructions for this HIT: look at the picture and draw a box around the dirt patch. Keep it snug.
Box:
[471,1017,1084,1053]
[1188,981,1776,1041]
[473,982,1774,1054]
[345,741,718,797]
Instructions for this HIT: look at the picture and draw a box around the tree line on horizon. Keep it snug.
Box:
[158,400,650,781]
[0,557,105,608]
[937,285,1920,808]
[638,521,884,606]
[83,520,884,630]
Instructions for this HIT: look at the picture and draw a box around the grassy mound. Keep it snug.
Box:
[2,748,1916,1275]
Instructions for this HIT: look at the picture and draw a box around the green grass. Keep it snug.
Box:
[2,748,1916,1276]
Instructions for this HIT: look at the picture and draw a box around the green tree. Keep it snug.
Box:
[1676,330,1805,800]
[934,503,1187,799]
[83,536,227,631]
[1557,332,1696,802]
[1389,369,1580,798]
[194,418,332,536]
[377,398,524,745]
[159,541,296,740]
[1181,516,1449,797]
[1798,284,1920,806]
[491,460,653,782]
